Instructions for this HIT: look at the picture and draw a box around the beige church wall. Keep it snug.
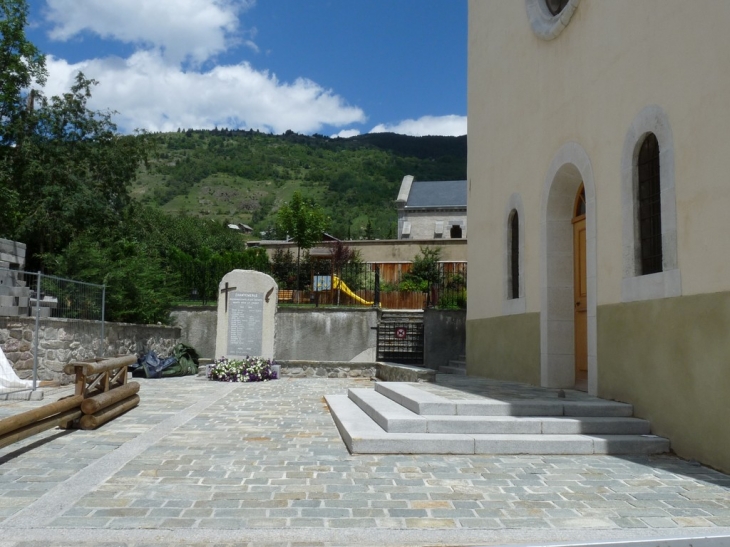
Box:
[597,293,730,473]
[465,314,540,385]
[468,0,730,324]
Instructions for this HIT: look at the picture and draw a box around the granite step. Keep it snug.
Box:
[348,388,651,435]
[326,393,670,455]
[374,382,634,417]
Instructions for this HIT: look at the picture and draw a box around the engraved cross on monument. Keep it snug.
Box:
[215,270,278,360]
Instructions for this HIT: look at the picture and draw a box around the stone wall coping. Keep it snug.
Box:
[171,306,217,312]
[277,360,375,369]
[276,307,378,315]
[377,361,437,383]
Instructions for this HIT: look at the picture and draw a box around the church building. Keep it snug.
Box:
[467,0,730,471]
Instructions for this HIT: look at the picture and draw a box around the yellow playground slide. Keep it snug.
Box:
[332,275,374,306]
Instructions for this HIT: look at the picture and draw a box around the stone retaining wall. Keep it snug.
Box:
[0,317,180,383]
[277,360,376,379]
[275,360,435,382]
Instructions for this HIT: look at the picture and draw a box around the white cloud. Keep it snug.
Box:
[44,0,255,65]
[44,52,366,134]
[332,129,361,139]
[370,115,467,137]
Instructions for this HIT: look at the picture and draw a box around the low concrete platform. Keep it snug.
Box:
[326,377,669,455]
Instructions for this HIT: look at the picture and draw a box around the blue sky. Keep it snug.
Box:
[26,0,467,137]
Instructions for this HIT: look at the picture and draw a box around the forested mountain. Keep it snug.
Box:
[0,0,466,324]
[132,129,467,240]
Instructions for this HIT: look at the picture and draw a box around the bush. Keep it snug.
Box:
[438,289,467,310]
[207,356,277,382]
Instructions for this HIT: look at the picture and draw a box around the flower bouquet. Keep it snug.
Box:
[207,356,278,382]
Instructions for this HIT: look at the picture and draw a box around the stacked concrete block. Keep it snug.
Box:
[0,239,31,317]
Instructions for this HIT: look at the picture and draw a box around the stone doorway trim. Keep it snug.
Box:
[540,142,598,395]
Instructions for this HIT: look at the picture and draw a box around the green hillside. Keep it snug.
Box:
[131,129,467,240]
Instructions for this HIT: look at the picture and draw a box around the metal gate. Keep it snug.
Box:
[376,321,424,365]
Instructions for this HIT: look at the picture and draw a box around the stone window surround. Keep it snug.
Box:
[526,0,580,41]
[540,142,597,395]
[621,104,681,302]
[503,193,526,315]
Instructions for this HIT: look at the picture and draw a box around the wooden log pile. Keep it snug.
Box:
[63,355,140,430]
[0,355,141,448]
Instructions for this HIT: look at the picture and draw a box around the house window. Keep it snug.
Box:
[509,211,520,299]
[434,221,444,238]
[450,224,463,239]
[638,133,662,275]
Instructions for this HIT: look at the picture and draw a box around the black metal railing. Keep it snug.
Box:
[176,258,467,310]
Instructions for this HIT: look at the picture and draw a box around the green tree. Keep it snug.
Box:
[12,73,151,264]
[0,0,47,233]
[275,191,328,290]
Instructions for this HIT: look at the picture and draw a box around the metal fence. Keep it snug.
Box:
[0,267,105,396]
[176,258,269,306]
[278,261,467,310]
[175,258,467,310]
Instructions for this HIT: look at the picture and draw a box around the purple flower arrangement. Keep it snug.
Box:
[207,356,278,382]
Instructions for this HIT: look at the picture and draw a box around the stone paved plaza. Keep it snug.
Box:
[0,376,729,546]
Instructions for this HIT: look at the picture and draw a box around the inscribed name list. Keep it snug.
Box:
[227,292,264,357]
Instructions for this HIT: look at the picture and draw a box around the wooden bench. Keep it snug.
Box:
[278,289,294,302]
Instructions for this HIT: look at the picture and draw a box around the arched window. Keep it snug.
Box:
[450,224,463,239]
[509,210,520,299]
[621,105,680,302]
[504,193,525,314]
[638,133,662,275]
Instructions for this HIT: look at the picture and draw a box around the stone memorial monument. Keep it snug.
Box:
[214,270,278,360]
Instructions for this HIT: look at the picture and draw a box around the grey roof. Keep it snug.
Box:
[405,180,467,209]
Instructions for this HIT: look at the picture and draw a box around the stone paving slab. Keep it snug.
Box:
[0,376,727,545]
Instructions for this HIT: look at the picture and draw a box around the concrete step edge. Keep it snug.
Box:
[347,388,427,433]
[373,382,634,417]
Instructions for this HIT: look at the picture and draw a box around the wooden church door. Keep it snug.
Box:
[572,185,588,388]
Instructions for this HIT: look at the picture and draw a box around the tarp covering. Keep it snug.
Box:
[131,343,199,379]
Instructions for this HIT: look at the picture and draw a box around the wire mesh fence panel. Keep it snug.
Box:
[0,268,105,396]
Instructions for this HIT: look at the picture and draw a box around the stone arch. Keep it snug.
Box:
[540,142,598,394]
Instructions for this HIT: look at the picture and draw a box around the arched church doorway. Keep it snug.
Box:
[540,142,597,395]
